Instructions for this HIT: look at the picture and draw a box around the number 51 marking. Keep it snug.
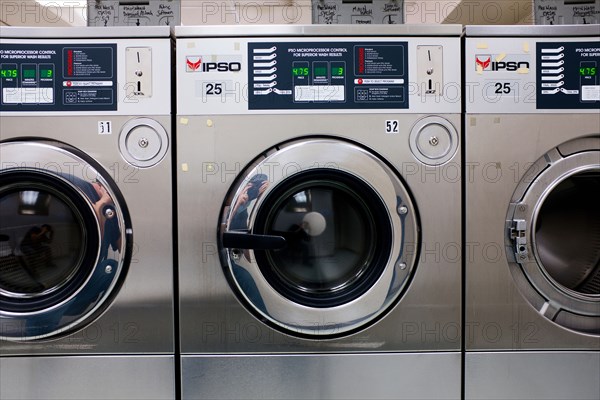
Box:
[98,121,112,135]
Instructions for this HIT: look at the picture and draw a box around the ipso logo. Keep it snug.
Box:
[186,56,242,72]
[475,54,530,72]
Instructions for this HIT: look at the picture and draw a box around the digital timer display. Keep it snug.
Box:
[292,67,309,76]
[314,67,327,76]
[40,69,53,79]
[331,67,344,76]
[580,67,597,77]
[0,69,17,78]
[23,69,36,79]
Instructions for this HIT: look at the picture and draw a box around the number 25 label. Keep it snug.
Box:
[205,82,223,95]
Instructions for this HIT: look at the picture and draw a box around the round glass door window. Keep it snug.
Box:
[253,171,392,308]
[0,140,132,341]
[220,139,418,337]
[0,186,88,298]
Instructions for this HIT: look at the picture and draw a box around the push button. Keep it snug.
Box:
[415,123,452,160]
[409,116,458,166]
[125,125,162,161]
[119,118,168,168]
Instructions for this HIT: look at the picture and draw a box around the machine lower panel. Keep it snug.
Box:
[465,352,600,400]
[0,355,175,400]
[182,353,460,400]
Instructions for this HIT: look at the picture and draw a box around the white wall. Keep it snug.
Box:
[179,0,534,25]
[0,0,534,26]
[404,1,533,25]
[180,0,312,25]
[0,0,87,26]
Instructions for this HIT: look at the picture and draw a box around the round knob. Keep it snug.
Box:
[409,116,459,166]
[119,118,169,168]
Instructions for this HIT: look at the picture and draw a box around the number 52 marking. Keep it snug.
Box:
[385,120,399,134]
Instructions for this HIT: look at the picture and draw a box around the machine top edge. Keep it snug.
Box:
[174,24,463,38]
[464,24,600,38]
[0,26,171,39]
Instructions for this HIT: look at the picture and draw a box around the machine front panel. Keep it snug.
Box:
[177,36,461,115]
[465,35,600,113]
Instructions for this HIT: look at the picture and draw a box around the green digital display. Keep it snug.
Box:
[580,67,597,77]
[314,67,327,76]
[331,67,344,76]
[292,67,309,76]
[0,69,17,78]
[40,69,53,79]
[23,69,36,79]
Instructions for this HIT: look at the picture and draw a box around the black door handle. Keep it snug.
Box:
[222,232,286,250]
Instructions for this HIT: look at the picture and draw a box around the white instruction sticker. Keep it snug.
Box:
[581,86,600,102]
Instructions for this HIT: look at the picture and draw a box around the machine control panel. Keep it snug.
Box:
[247,42,409,110]
[178,35,461,115]
[537,41,599,109]
[0,44,117,111]
[465,35,599,113]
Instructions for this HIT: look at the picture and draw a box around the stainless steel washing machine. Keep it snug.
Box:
[176,25,462,400]
[464,25,600,400]
[0,27,174,400]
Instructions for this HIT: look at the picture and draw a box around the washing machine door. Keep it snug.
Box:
[507,136,600,335]
[220,139,418,337]
[0,140,132,341]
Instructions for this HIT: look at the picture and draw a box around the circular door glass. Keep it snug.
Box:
[220,139,418,337]
[0,140,132,341]
[0,171,101,314]
[0,186,87,297]
[254,171,392,308]
[535,171,600,296]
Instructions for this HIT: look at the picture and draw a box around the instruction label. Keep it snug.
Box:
[0,44,117,112]
[247,41,408,110]
[537,41,600,109]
